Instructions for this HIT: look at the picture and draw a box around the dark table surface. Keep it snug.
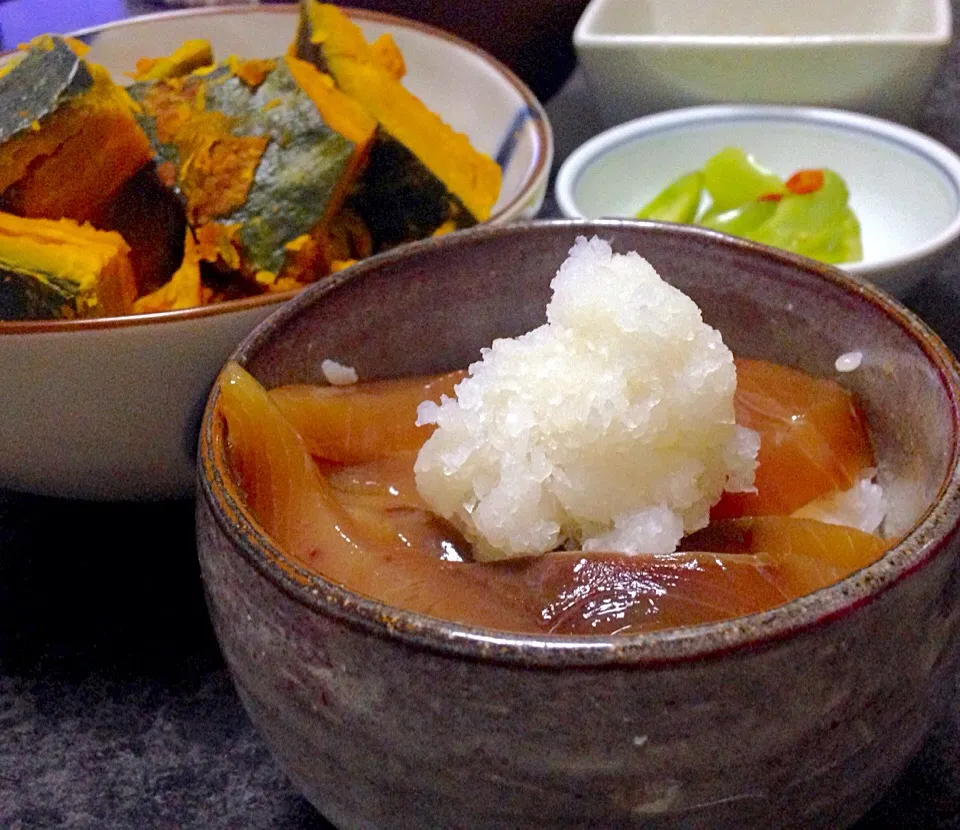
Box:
[4,2,960,828]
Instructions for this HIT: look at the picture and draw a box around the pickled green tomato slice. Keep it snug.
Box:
[635,170,703,223]
[702,147,785,213]
[747,170,853,263]
[632,148,862,265]
[699,199,778,236]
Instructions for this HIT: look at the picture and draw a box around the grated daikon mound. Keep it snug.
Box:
[414,236,760,561]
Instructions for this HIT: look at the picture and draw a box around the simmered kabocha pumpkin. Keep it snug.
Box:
[0,36,153,224]
[95,163,188,297]
[0,212,136,320]
[295,2,502,251]
[0,12,504,320]
[130,55,375,290]
[132,229,204,313]
[127,39,215,82]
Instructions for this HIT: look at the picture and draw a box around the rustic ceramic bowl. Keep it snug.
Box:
[197,220,960,829]
[0,5,552,500]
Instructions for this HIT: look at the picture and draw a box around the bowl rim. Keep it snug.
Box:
[198,217,960,668]
[0,2,551,337]
[554,104,960,282]
[574,0,952,44]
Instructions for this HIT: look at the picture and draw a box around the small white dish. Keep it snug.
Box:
[0,4,552,501]
[574,0,952,126]
[555,105,960,297]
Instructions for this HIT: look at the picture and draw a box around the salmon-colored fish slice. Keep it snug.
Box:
[326,451,425,510]
[218,361,374,568]
[218,363,538,631]
[681,515,889,598]
[269,370,465,464]
[714,359,875,519]
[219,364,888,637]
[522,550,790,635]
[526,516,887,635]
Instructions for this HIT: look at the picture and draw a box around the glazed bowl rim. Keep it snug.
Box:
[198,218,960,668]
[0,2,552,337]
[554,104,960,282]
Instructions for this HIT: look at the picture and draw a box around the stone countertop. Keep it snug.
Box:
[3,3,960,828]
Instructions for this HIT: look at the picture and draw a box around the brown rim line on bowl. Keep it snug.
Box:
[0,3,552,336]
[200,218,960,666]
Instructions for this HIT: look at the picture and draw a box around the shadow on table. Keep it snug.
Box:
[0,492,215,680]
[0,490,333,827]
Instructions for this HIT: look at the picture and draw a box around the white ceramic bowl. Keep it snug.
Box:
[574,0,952,127]
[0,5,552,501]
[555,105,960,297]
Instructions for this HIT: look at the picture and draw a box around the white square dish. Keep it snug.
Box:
[574,0,952,126]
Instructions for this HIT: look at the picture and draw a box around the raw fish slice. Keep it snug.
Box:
[218,363,538,631]
[378,506,474,562]
[524,551,791,635]
[681,515,888,597]
[348,511,887,636]
[327,451,425,510]
[330,457,470,557]
[269,370,465,464]
[219,361,372,569]
[220,364,888,636]
[526,516,887,636]
[714,359,875,518]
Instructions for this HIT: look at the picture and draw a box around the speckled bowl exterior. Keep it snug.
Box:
[196,220,960,829]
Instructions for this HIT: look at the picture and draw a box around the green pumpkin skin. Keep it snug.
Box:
[132,59,358,279]
[0,37,93,148]
[0,267,91,321]
[346,129,476,252]
[294,1,480,253]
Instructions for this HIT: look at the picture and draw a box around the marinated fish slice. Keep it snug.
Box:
[681,515,889,597]
[218,362,538,631]
[528,515,886,636]
[219,361,355,565]
[327,451,425,509]
[221,359,886,636]
[713,359,875,518]
[269,370,465,463]
[525,551,791,635]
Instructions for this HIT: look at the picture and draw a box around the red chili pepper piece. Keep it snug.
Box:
[785,169,825,195]
[756,192,783,203]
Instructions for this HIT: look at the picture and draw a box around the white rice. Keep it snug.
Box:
[321,359,358,386]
